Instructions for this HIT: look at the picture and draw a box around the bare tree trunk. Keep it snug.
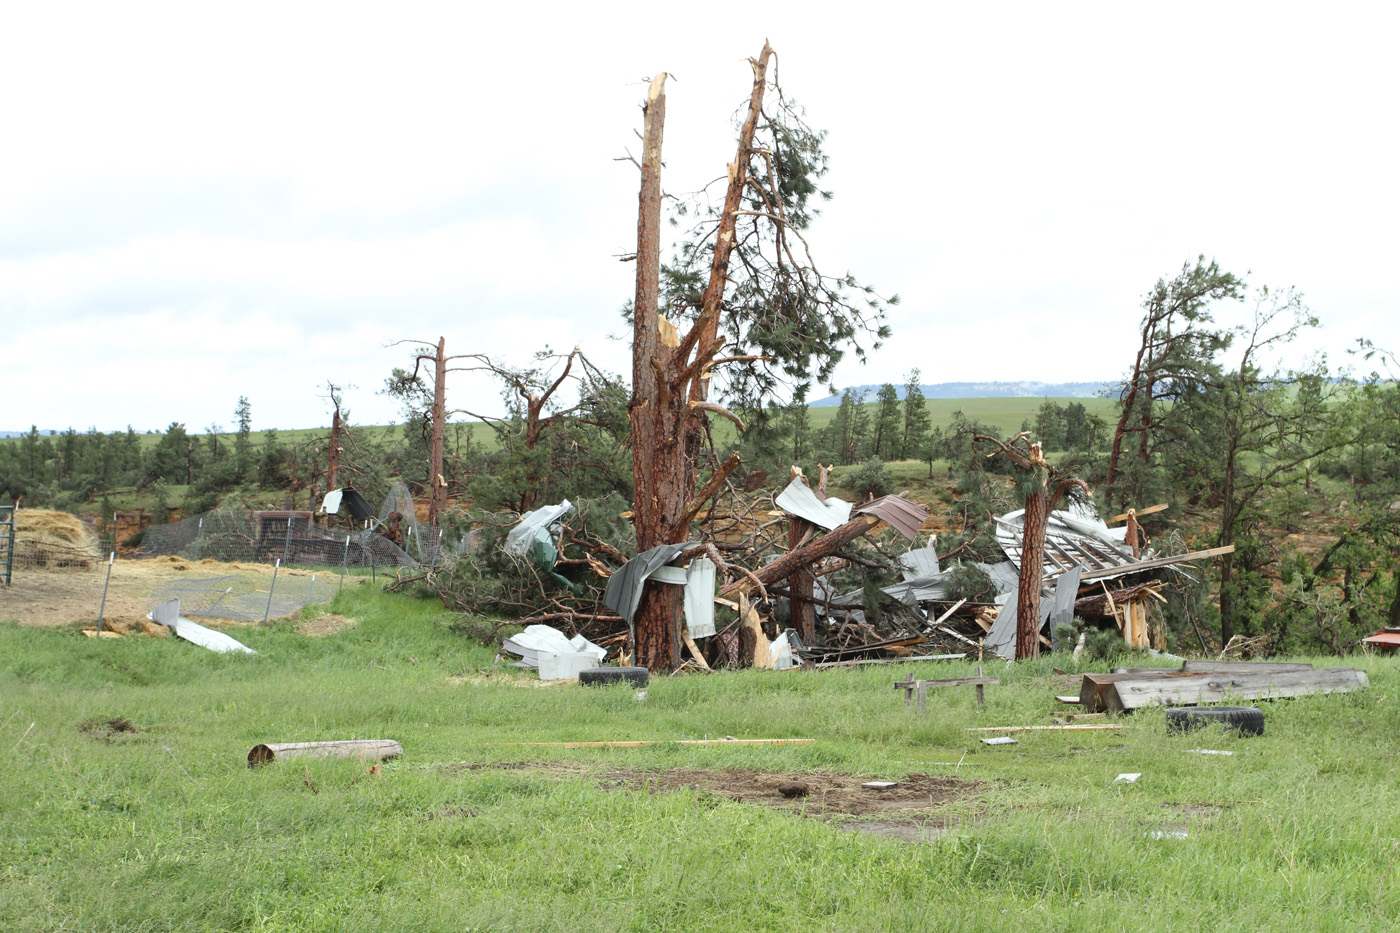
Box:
[630,44,775,672]
[428,336,448,523]
[1016,465,1048,661]
[630,73,686,671]
[720,514,880,598]
[1016,500,1046,660]
[788,516,816,645]
[326,405,341,493]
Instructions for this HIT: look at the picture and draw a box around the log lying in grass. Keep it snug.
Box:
[1080,667,1368,712]
[248,739,403,768]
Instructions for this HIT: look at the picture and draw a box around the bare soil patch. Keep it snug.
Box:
[0,557,303,628]
[77,717,145,742]
[298,614,357,637]
[445,762,982,840]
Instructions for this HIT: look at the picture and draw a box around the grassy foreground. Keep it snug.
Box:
[2,585,1398,932]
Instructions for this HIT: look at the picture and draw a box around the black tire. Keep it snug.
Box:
[579,666,650,687]
[1165,705,1265,736]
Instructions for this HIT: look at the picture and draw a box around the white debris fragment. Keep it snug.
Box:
[1114,772,1142,784]
[1186,749,1234,756]
[981,736,1017,746]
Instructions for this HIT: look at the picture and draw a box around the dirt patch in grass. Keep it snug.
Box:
[299,614,357,637]
[78,717,144,741]
[447,762,982,840]
[445,672,571,689]
[0,557,335,628]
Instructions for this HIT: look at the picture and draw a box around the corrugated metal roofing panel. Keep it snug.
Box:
[775,479,852,530]
[855,496,929,540]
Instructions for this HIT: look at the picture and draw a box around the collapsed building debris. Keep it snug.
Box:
[429,464,1243,673]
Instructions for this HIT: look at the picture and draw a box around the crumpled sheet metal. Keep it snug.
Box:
[854,496,929,540]
[899,542,940,581]
[502,624,606,679]
[995,498,1143,583]
[504,500,573,557]
[602,541,696,625]
[149,598,257,654]
[775,478,852,530]
[683,557,716,638]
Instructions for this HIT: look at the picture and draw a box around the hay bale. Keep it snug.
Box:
[13,509,100,571]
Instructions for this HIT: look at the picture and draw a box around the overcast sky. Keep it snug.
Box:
[4,2,1396,433]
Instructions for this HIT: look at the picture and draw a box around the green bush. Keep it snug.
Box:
[844,458,893,500]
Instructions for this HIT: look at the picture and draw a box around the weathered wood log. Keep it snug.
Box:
[1107,667,1368,711]
[1079,670,1191,710]
[248,739,403,768]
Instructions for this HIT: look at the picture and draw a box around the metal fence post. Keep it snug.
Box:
[263,558,281,625]
[339,535,350,592]
[96,552,115,633]
[281,514,294,563]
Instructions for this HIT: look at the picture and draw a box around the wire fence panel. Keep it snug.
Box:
[151,573,340,623]
[135,508,432,570]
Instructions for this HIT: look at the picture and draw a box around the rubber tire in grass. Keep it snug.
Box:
[1165,705,1265,736]
[580,666,650,687]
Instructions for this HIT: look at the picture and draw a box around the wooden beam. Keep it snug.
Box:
[1109,503,1169,523]
[1108,667,1369,710]
[503,738,815,748]
[965,724,1123,733]
[1077,544,1236,582]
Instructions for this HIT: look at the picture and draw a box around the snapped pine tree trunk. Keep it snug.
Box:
[1016,475,1048,661]
[629,45,773,672]
[629,73,687,670]
[428,337,448,524]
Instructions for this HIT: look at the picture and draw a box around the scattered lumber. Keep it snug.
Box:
[248,739,403,768]
[1077,544,1236,582]
[816,654,962,669]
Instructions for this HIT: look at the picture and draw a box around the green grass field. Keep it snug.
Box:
[4,397,1115,453]
[3,583,1397,931]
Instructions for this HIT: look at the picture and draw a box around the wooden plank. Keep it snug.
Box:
[966,724,1123,733]
[1079,670,1195,710]
[1110,668,1370,710]
[505,738,815,748]
[1179,660,1313,673]
[1078,545,1237,582]
[894,676,1000,689]
[816,654,963,669]
[1109,503,1169,524]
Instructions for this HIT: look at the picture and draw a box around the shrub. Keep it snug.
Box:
[844,458,893,500]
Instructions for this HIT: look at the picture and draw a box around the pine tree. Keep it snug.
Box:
[901,369,931,459]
